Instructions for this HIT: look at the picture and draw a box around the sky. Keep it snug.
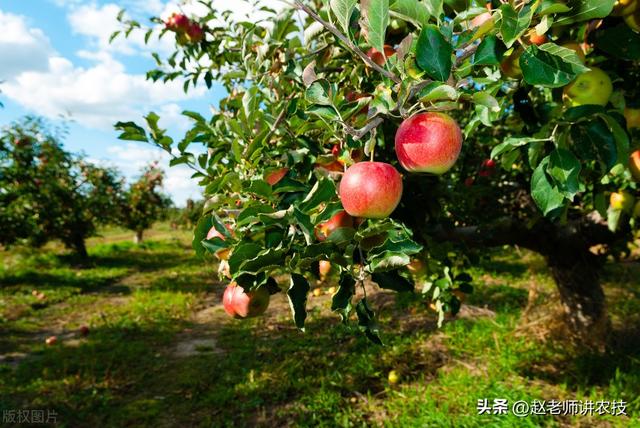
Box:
[0,0,259,206]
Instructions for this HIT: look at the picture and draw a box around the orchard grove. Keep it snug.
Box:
[114,0,640,347]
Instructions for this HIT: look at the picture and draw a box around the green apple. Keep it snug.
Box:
[563,68,612,107]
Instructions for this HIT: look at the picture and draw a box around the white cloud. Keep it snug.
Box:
[68,3,175,56]
[3,54,206,130]
[106,142,201,206]
[0,11,55,80]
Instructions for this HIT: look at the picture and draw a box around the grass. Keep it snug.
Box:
[1,224,639,427]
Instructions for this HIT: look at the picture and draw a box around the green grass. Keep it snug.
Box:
[1,226,639,427]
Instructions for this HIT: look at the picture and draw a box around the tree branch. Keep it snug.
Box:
[343,117,384,140]
[293,0,402,85]
[454,42,479,67]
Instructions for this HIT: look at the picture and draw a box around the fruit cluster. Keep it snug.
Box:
[164,12,204,45]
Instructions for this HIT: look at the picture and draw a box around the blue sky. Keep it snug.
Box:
[0,0,252,206]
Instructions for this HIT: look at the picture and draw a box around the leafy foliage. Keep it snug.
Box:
[0,117,124,257]
[113,0,640,341]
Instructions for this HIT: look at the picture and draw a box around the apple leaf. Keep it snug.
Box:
[330,0,358,34]
[598,113,630,170]
[390,0,430,28]
[499,2,536,48]
[236,247,288,275]
[288,273,310,330]
[372,271,414,292]
[415,24,453,81]
[418,82,458,103]
[531,156,567,216]
[361,0,390,54]
[554,0,615,25]
[490,137,546,159]
[473,35,505,65]
[332,272,356,322]
[595,24,640,61]
[299,178,337,214]
[547,149,584,200]
[607,205,622,232]
[570,119,617,171]
[355,298,383,344]
[305,80,334,106]
[228,243,263,274]
[520,43,590,88]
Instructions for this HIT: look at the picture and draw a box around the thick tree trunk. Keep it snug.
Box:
[433,216,613,349]
[134,230,144,244]
[546,250,609,350]
[71,235,88,259]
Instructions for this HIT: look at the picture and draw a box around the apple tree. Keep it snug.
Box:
[0,117,124,258]
[115,0,640,347]
[118,162,172,243]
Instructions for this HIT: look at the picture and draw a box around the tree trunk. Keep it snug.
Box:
[134,230,144,244]
[545,248,609,350]
[71,235,88,259]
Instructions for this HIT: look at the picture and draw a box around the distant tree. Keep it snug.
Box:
[174,198,205,229]
[118,162,172,243]
[0,117,123,258]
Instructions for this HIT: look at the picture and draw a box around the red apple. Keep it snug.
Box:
[527,29,547,46]
[395,112,463,174]
[166,13,190,32]
[366,45,396,66]
[45,336,57,346]
[315,210,354,241]
[630,150,640,181]
[222,283,270,319]
[79,325,90,336]
[464,177,475,187]
[339,162,403,218]
[265,168,289,185]
[186,22,204,43]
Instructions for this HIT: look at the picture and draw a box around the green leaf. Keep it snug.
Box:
[330,0,358,34]
[228,243,263,274]
[418,82,458,103]
[595,24,640,61]
[499,2,535,48]
[415,24,453,81]
[288,273,310,330]
[361,0,390,54]
[531,156,566,216]
[491,137,546,159]
[192,215,214,258]
[539,0,571,15]
[520,43,590,88]
[390,0,430,27]
[355,298,383,344]
[607,205,622,232]
[423,0,443,19]
[472,92,500,112]
[237,247,288,275]
[547,149,583,199]
[332,273,356,322]
[599,113,630,169]
[372,271,414,292]
[299,178,337,213]
[554,0,615,25]
[571,119,617,171]
[244,180,273,198]
[114,121,148,142]
[473,35,506,65]
[305,80,333,106]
